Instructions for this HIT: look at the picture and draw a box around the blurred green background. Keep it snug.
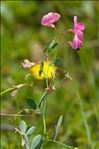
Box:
[1,1,99,149]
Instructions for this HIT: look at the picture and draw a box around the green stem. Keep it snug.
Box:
[16,108,41,117]
[45,72,48,89]
[48,140,75,149]
[0,83,30,96]
[0,87,16,96]
[38,91,48,135]
[38,91,47,108]
[79,97,92,149]
[42,98,47,135]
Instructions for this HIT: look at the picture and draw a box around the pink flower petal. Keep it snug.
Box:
[69,34,82,50]
[67,28,83,41]
[41,12,61,28]
[67,16,85,50]
[75,23,85,31]
[74,16,78,27]
[74,16,85,31]
[74,29,83,41]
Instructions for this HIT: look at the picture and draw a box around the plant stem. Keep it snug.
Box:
[77,92,93,149]
[38,91,48,135]
[38,91,47,108]
[0,87,16,96]
[79,99,92,149]
[48,140,75,149]
[0,83,30,96]
[0,113,33,117]
[15,128,30,149]
[42,98,47,135]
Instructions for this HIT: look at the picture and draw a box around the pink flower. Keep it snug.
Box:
[68,34,82,50]
[74,29,83,41]
[68,16,85,50]
[41,12,61,28]
[74,16,85,31]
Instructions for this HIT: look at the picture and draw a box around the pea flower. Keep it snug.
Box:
[74,16,85,31]
[68,34,82,50]
[41,12,61,28]
[68,16,85,50]
[21,59,56,80]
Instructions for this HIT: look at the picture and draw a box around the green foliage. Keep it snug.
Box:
[54,115,63,140]
[53,57,63,67]
[38,91,47,108]
[23,134,30,147]
[20,120,27,133]
[1,1,99,149]
[26,126,36,136]
[27,97,37,110]
[39,61,44,76]
[44,39,58,54]
[30,135,43,149]
[18,121,43,149]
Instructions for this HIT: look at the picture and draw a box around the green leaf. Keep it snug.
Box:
[44,42,50,53]
[30,134,43,149]
[20,120,27,133]
[54,115,63,140]
[38,91,47,108]
[51,42,58,49]
[54,58,63,67]
[39,61,44,76]
[23,134,29,147]
[27,97,37,110]
[39,69,43,76]
[49,39,58,49]
[44,39,58,54]
[26,126,36,136]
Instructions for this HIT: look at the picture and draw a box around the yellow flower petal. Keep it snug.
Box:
[29,61,55,80]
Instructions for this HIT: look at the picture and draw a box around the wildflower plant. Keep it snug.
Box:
[1,12,85,149]
[41,12,61,28]
[68,16,85,50]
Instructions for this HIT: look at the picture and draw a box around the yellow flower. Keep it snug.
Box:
[29,61,56,80]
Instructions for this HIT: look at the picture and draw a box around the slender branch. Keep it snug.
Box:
[48,140,75,149]
[80,100,92,148]
[38,91,47,108]
[38,91,48,135]
[77,92,93,149]
[0,87,17,96]
[15,128,30,149]
[42,98,47,135]
[0,110,40,117]
[45,58,50,88]
[0,83,31,96]
[0,113,34,117]
[15,108,40,117]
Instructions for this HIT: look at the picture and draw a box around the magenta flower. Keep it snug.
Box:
[68,34,82,50]
[68,16,85,50]
[74,16,85,31]
[41,12,61,28]
[74,29,83,41]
